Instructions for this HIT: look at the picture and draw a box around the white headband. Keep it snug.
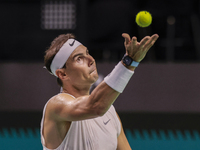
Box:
[50,39,82,77]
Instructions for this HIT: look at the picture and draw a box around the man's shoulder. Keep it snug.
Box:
[50,93,75,102]
[47,93,75,113]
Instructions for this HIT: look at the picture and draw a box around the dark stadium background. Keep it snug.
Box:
[1,0,200,149]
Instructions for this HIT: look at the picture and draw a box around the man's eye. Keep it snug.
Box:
[77,57,82,62]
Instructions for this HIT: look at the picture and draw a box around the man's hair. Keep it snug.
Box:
[44,33,75,87]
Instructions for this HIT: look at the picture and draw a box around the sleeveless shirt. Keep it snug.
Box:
[40,93,121,150]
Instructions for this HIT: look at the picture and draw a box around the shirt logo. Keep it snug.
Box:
[69,39,75,46]
[103,119,111,125]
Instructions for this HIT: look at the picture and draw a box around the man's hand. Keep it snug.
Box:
[122,33,159,62]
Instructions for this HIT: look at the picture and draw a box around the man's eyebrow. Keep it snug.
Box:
[73,53,83,60]
[72,49,88,60]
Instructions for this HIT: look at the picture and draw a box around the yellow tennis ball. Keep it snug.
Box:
[136,11,152,27]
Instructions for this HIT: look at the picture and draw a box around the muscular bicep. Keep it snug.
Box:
[48,81,119,121]
[49,94,101,121]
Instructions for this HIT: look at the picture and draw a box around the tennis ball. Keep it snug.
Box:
[136,11,152,27]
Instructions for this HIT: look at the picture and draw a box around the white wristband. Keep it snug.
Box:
[104,62,134,93]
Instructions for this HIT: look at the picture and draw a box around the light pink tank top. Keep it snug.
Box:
[40,93,121,150]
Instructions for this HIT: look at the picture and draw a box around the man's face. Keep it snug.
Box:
[65,45,99,87]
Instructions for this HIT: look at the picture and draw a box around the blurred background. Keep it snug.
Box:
[1,0,200,149]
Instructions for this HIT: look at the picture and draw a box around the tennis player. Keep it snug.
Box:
[41,33,159,150]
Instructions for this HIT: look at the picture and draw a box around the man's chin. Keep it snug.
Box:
[91,72,99,83]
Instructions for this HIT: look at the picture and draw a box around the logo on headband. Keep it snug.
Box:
[69,39,75,46]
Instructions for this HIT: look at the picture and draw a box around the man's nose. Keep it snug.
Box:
[88,55,95,67]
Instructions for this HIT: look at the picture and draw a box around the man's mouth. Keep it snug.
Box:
[90,65,96,74]
[90,68,96,74]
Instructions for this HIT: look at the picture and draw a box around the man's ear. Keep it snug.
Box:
[55,69,69,80]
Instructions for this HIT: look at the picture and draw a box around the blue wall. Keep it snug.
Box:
[0,128,42,150]
[126,129,200,150]
[1,128,200,150]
